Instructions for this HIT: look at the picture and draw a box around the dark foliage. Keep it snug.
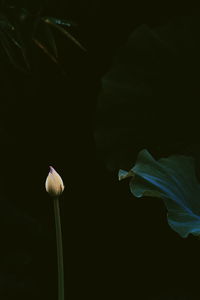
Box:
[1,1,200,299]
[0,0,84,71]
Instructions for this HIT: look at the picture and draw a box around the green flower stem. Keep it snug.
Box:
[53,197,64,300]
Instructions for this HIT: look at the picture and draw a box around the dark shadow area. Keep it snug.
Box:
[1,2,200,299]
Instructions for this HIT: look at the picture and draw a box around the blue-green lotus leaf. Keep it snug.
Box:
[119,149,200,238]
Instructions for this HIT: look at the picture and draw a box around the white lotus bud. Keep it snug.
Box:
[45,166,64,197]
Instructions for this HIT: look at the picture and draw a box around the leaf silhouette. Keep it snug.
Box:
[43,17,77,27]
[33,17,58,58]
[119,149,200,238]
[43,16,86,51]
[33,37,58,64]
[0,29,27,72]
[43,21,58,57]
[0,4,84,70]
[0,12,30,69]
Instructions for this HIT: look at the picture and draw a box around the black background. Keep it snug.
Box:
[1,1,200,299]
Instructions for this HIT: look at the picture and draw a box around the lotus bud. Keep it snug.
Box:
[45,166,64,197]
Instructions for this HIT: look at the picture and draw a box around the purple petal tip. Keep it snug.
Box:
[49,166,54,173]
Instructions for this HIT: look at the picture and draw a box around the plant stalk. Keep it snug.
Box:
[53,197,64,300]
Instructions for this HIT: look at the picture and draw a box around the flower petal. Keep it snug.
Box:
[45,166,64,197]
